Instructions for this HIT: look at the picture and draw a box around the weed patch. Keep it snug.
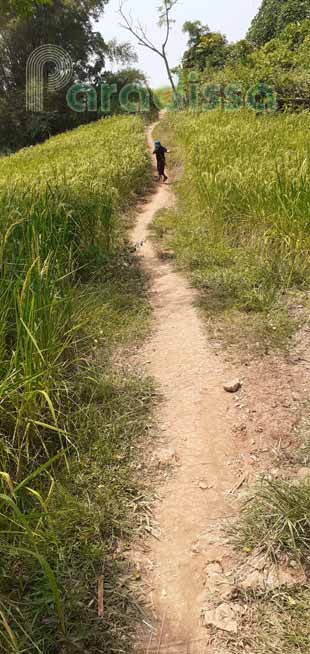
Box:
[233,478,310,563]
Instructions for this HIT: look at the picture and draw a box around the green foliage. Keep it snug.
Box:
[195,20,310,110]
[227,39,255,66]
[234,478,310,561]
[0,0,139,150]
[0,0,51,20]
[182,20,228,72]
[0,114,149,469]
[0,368,155,653]
[153,86,175,109]
[154,110,310,319]
[182,20,209,47]
[251,19,310,101]
[247,0,310,46]
[0,115,152,652]
[179,7,310,110]
[0,0,111,86]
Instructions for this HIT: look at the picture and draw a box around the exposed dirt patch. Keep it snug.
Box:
[130,122,246,653]
[218,296,310,483]
[130,120,310,654]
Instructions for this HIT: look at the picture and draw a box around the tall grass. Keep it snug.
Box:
[153,87,174,109]
[155,110,310,313]
[0,116,149,472]
[154,110,310,654]
[0,115,151,652]
[233,478,310,561]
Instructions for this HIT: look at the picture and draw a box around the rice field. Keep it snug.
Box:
[155,110,310,315]
[0,115,151,652]
[152,109,310,654]
[0,115,149,470]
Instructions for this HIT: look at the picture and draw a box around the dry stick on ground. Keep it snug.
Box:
[97,575,104,619]
[157,610,167,653]
[225,473,249,496]
[146,631,154,654]
[119,0,179,101]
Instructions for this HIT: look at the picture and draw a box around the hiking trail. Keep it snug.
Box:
[131,119,243,654]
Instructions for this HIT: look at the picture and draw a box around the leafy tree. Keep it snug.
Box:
[0,0,50,20]
[250,19,310,103]
[0,0,127,90]
[179,4,310,110]
[247,0,310,46]
[0,0,136,150]
[226,39,255,66]
[182,20,228,71]
[182,20,209,48]
[199,19,310,110]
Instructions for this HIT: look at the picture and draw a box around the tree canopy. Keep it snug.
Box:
[0,0,49,19]
[178,7,310,112]
[247,0,310,46]
[193,19,310,110]
[182,21,227,71]
[0,0,139,151]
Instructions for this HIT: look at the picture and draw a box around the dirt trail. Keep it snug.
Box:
[132,122,242,653]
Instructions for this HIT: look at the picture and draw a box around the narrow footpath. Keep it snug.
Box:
[132,121,243,654]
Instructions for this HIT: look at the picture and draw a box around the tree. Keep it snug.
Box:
[226,39,255,66]
[197,19,310,111]
[0,0,123,90]
[0,0,50,20]
[182,20,228,71]
[247,0,310,46]
[183,20,209,47]
[119,0,179,101]
[182,21,209,69]
[250,19,310,103]
[0,0,136,150]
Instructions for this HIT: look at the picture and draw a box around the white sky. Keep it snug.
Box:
[97,0,262,87]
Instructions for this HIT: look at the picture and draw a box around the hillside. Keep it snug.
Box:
[0,115,153,653]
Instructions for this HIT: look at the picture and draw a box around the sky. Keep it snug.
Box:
[98,0,262,88]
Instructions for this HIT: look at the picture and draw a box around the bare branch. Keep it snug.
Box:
[160,0,179,51]
[119,1,163,57]
[137,19,159,51]
[163,1,170,51]
[118,0,179,99]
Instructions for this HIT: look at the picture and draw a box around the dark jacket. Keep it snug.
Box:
[153,145,167,174]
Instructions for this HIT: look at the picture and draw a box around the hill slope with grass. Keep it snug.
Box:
[154,109,310,344]
[152,108,310,654]
[0,115,154,653]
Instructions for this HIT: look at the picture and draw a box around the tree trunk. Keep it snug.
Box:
[162,49,178,104]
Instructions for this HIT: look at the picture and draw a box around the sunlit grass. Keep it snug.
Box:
[0,115,152,652]
[156,110,310,297]
[152,109,310,654]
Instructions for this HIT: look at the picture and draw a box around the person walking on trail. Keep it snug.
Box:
[153,140,169,182]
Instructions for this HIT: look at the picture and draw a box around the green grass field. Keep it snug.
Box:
[0,116,153,653]
[154,109,310,347]
[153,109,310,653]
[153,86,175,108]
[3,103,310,653]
